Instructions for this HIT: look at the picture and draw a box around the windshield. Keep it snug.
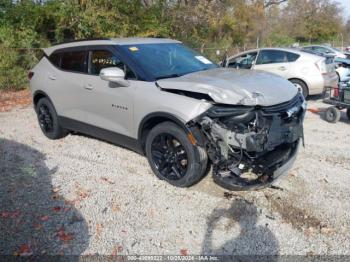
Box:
[120,43,218,80]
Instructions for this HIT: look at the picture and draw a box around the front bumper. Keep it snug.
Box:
[213,140,300,191]
[195,93,305,191]
[271,140,299,178]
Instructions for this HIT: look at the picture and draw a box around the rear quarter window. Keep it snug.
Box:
[286,52,300,62]
[49,52,61,67]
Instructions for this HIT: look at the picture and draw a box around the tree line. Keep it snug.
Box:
[0,0,348,90]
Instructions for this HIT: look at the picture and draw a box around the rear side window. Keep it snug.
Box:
[49,52,61,67]
[313,46,331,54]
[60,51,87,73]
[286,52,300,62]
[256,50,288,64]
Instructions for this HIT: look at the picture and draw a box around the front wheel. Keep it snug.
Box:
[346,108,350,120]
[145,122,208,187]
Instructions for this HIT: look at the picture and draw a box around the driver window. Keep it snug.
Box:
[88,50,136,79]
[314,46,331,54]
[228,52,258,69]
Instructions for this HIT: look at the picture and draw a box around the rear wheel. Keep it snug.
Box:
[325,106,341,123]
[145,122,207,187]
[290,79,308,98]
[36,98,68,139]
[346,108,350,120]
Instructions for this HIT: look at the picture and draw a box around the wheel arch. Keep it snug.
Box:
[288,78,309,91]
[33,90,54,109]
[138,112,192,153]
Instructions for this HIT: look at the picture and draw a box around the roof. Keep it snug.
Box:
[44,37,181,55]
[228,47,322,60]
[302,44,330,48]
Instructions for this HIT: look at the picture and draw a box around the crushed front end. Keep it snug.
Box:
[191,93,306,190]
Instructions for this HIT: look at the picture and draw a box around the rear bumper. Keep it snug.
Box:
[307,72,338,95]
[323,72,339,89]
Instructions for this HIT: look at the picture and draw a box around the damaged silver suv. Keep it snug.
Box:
[29,38,306,190]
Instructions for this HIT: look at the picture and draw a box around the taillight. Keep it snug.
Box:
[28,71,34,80]
[334,87,339,97]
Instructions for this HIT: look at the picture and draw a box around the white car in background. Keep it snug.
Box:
[224,48,338,97]
[334,58,350,82]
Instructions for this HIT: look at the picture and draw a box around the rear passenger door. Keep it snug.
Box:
[81,47,135,137]
[253,50,292,78]
[47,48,88,123]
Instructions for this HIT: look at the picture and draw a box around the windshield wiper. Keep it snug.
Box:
[155,74,183,80]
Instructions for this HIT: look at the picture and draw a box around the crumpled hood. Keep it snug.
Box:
[157,68,298,106]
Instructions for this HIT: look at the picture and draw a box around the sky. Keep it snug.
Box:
[335,0,350,20]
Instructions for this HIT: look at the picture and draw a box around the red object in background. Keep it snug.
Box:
[333,87,339,97]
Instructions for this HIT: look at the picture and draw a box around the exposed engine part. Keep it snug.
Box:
[194,93,306,190]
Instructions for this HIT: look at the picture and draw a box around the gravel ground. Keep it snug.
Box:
[0,97,349,256]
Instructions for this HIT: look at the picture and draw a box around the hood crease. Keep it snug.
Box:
[157,68,298,106]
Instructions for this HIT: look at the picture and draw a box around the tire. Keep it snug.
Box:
[36,97,68,139]
[325,106,341,123]
[145,121,208,187]
[290,79,308,98]
[347,108,350,120]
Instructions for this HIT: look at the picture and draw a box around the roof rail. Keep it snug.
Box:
[52,38,111,46]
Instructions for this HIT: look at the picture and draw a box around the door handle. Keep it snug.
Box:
[48,75,56,80]
[278,66,287,71]
[84,84,94,90]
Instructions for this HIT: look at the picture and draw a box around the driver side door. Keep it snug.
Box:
[227,52,258,69]
[80,47,136,137]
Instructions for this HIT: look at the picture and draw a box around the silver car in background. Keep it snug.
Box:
[302,45,350,59]
[224,48,338,97]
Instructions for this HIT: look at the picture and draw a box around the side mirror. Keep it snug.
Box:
[99,67,130,86]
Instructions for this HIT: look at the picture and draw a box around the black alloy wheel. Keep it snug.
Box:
[145,121,208,187]
[36,97,67,140]
[151,133,188,181]
[38,104,54,133]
